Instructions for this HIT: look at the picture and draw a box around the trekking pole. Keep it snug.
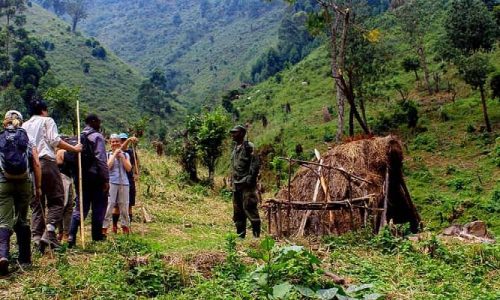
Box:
[76,100,85,249]
[132,143,146,237]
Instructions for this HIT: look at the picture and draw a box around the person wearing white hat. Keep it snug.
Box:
[0,110,42,274]
[22,100,83,251]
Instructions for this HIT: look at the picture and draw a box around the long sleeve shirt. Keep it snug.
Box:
[231,141,260,187]
[22,116,61,160]
[82,126,109,183]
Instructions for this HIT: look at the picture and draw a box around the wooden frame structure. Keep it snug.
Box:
[264,157,390,237]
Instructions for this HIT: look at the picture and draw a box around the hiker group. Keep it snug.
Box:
[0,100,139,275]
[0,100,263,276]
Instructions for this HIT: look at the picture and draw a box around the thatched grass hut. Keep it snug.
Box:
[267,135,421,236]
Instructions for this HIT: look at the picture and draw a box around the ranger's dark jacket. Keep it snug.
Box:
[231,141,259,188]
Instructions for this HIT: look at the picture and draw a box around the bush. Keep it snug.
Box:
[411,134,438,152]
[91,46,107,59]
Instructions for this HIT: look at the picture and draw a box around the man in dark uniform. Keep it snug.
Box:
[230,125,261,238]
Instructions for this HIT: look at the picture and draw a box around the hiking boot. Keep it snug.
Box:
[122,226,130,234]
[112,226,118,234]
[0,228,11,275]
[14,224,32,265]
[41,231,61,250]
[32,235,41,247]
[235,222,246,239]
[251,221,261,238]
[0,257,8,276]
[67,235,76,249]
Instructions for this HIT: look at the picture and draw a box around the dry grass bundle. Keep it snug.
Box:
[269,135,420,236]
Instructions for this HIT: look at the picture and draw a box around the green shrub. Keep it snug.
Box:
[411,134,438,152]
[446,177,472,191]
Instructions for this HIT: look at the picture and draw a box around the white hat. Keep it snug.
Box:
[4,110,23,121]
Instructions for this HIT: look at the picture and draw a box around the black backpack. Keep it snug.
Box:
[80,131,96,173]
[0,128,30,180]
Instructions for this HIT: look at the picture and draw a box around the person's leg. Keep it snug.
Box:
[67,186,91,247]
[118,185,130,233]
[60,174,73,241]
[0,182,15,274]
[91,181,107,241]
[40,160,64,249]
[102,184,118,231]
[13,181,33,265]
[128,180,136,222]
[232,191,247,238]
[30,191,45,245]
[242,188,261,238]
[112,205,119,232]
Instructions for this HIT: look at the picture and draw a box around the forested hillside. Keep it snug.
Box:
[1,2,148,132]
[78,0,287,107]
[27,4,146,131]
[229,0,500,236]
[1,1,499,299]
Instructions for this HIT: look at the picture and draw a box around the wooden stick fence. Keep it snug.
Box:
[265,157,387,237]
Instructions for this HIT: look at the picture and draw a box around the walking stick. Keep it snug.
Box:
[132,144,152,229]
[76,101,85,248]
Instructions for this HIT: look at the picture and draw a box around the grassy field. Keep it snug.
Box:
[0,149,497,299]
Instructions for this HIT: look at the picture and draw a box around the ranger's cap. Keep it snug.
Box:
[230,125,246,134]
[4,110,23,121]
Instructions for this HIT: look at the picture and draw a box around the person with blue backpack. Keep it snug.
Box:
[22,100,82,251]
[0,110,42,275]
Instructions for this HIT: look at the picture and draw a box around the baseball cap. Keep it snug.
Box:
[118,133,129,139]
[4,110,23,121]
[229,125,246,133]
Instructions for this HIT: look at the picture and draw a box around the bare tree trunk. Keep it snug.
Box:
[359,95,368,128]
[326,8,345,142]
[5,15,10,56]
[480,86,492,132]
[417,46,433,95]
[348,105,354,136]
[72,17,78,33]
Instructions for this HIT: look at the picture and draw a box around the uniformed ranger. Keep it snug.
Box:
[230,125,261,238]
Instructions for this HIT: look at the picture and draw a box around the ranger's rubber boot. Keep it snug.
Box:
[14,224,31,265]
[0,228,12,275]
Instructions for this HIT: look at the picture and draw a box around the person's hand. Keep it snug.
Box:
[74,143,83,153]
[35,187,42,200]
[114,149,123,158]
[103,182,110,192]
[129,137,138,144]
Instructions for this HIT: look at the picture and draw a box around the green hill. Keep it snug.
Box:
[231,18,500,236]
[23,3,145,131]
[78,0,287,107]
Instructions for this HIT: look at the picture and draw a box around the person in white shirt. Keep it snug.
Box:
[22,100,82,251]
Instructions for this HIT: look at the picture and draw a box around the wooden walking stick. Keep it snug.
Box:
[132,144,152,226]
[76,101,85,248]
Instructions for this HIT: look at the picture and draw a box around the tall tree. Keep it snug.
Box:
[282,0,372,140]
[393,0,438,95]
[458,53,494,132]
[65,0,88,32]
[444,0,497,56]
[0,0,25,55]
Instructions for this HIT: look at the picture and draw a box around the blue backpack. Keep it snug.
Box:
[0,128,30,180]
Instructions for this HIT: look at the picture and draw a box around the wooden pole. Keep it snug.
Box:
[378,168,390,233]
[132,144,148,236]
[76,100,85,248]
